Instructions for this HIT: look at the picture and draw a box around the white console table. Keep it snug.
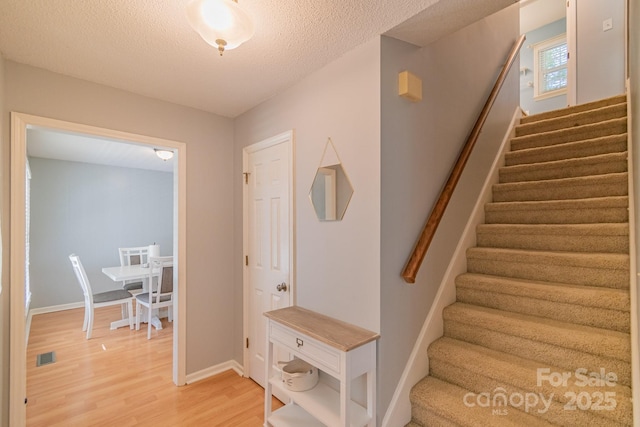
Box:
[264,306,379,427]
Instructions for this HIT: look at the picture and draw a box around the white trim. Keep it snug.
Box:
[566,0,577,106]
[242,130,296,380]
[626,79,639,427]
[185,360,244,384]
[381,108,522,427]
[29,301,85,316]
[533,33,568,101]
[9,113,188,427]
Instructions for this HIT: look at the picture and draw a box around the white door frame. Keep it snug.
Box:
[242,130,295,378]
[566,0,577,106]
[9,113,188,426]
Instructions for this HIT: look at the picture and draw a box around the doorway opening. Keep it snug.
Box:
[519,0,568,115]
[9,113,187,426]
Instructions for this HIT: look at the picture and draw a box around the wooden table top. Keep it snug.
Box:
[264,306,380,352]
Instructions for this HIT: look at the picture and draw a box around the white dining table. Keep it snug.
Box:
[102,264,163,330]
[102,264,154,283]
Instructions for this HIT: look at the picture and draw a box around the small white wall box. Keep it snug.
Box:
[398,70,422,102]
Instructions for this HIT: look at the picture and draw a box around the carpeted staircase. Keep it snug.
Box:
[408,94,633,426]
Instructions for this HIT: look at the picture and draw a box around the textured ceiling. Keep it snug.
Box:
[0,0,517,119]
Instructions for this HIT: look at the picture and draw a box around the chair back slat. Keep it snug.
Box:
[69,254,93,300]
[119,246,149,267]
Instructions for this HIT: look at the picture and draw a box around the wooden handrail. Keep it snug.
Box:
[402,34,526,284]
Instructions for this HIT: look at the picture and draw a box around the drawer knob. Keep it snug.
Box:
[296,338,303,347]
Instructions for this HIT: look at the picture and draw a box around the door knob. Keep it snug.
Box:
[276,282,287,292]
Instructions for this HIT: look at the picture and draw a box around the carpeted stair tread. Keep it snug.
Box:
[484,196,629,224]
[466,247,629,288]
[456,273,630,332]
[520,94,626,124]
[409,95,633,426]
[492,172,628,202]
[510,117,627,152]
[499,151,627,183]
[476,223,628,253]
[515,103,627,137]
[506,133,627,166]
[445,317,632,387]
[428,337,632,426]
[443,303,631,363]
[410,376,556,427]
[456,273,629,312]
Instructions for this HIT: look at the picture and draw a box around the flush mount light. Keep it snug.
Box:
[186,0,255,56]
[154,149,174,161]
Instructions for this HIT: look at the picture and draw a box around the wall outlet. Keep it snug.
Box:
[603,18,613,32]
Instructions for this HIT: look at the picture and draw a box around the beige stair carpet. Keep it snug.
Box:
[408,94,633,426]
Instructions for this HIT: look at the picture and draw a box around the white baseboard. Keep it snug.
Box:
[185,360,244,384]
[29,301,84,316]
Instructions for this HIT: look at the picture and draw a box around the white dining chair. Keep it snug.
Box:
[118,246,150,293]
[69,254,134,339]
[135,256,174,339]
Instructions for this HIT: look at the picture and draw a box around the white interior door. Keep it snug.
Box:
[244,131,294,388]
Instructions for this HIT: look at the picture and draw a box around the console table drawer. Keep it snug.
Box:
[270,323,341,375]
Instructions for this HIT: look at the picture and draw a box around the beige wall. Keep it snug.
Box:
[0,61,237,412]
[1,53,8,427]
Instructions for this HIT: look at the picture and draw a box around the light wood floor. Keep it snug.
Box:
[27,305,282,426]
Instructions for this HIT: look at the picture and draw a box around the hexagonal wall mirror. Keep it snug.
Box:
[309,138,354,221]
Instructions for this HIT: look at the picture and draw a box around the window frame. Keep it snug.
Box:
[533,33,568,100]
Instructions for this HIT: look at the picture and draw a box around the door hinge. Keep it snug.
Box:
[243,172,250,184]
[245,255,249,266]
[246,337,249,348]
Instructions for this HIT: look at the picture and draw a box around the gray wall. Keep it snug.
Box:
[1,60,236,389]
[0,52,7,427]
[234,35,382,415]
[576,0,626,103]
[380,4,519,420]
[520,18,567,114]
[28,157,173,308]
[234,4,519,422]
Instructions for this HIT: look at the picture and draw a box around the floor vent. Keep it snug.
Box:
[36,351,56,367]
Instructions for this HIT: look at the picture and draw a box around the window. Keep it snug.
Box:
[533,34,568,100]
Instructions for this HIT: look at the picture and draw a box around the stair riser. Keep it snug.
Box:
[520,96,626,124]
[467,257,628,289]
[499,159,627,183]
[510,119,627,151]
[485,206,628,225]
[456,273,631,311]
[492,179,628,203]
[429,359,630,426]
[456,288,630,333]
[516,104,627,137]
[410,408,459,427]
[443,322,631,387]
[444,304,631,361]
[476,232,628,253]
[507,137,627,167]
[410,376,559,427]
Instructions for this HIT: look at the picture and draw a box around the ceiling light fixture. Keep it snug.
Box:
[186,0,255,56]
[154,149,174,161]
